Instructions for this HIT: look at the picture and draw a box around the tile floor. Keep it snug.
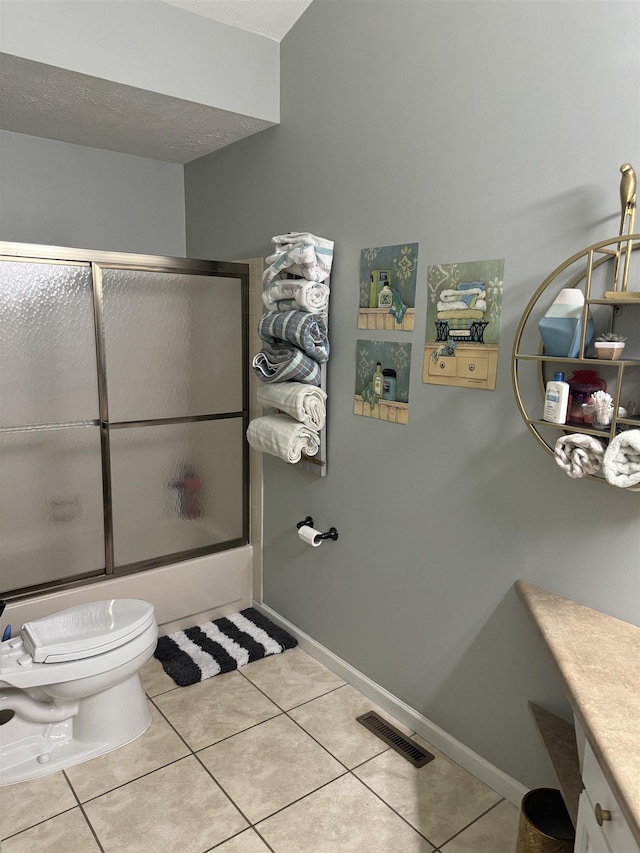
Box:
[0,647,520,852]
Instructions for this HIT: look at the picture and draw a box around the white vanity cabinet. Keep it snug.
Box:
[515,582,640,853]
[574,726,639,853]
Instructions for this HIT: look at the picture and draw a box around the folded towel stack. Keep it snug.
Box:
[246,414,321,463]
[603,430,640,488]
[436,280,486,339]
[554,434,605,478]
[257,383,327,431]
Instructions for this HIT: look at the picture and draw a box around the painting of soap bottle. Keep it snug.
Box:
[373,362,384,397]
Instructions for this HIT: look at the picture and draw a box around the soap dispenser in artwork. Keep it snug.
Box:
[373,362,384,397]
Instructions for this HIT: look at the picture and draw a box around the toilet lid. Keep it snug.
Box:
[21,599,155,663]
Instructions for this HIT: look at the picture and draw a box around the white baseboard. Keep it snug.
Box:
[255,602,528,807]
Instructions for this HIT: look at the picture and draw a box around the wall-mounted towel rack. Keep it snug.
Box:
[248,234,333,477]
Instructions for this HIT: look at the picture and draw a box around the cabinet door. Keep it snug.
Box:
[576,791,611,853]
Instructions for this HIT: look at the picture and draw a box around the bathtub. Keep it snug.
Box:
[3,545,253,636]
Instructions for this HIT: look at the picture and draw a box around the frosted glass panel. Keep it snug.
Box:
[0,260,99,428]
[110,418,244,567]
[0,425,105,593]
[101,269,243,421]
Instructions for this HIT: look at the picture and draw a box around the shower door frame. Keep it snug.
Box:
[0,242,250,599]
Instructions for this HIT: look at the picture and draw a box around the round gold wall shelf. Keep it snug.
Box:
[512,233,640,490]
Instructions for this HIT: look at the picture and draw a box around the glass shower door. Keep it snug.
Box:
[98,266,247,571]
[0,259,105,594]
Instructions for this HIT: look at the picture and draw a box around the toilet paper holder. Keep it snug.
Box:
[296,517,339,541]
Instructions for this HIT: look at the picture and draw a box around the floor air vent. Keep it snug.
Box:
[356,712,435,768]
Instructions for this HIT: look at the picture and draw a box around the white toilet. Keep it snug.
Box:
[0,599,158,786]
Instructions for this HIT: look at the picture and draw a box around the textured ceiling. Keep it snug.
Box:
[160,0,313,41]
[0,54,275,163]
[0,1,312,162]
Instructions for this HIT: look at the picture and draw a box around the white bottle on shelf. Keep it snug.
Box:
[543,372,570,424]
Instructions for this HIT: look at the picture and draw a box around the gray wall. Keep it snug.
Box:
[192,0,637,789]
[0,130,186,255]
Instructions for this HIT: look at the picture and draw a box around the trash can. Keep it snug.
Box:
[515,788,575,853]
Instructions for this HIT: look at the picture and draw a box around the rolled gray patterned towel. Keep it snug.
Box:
[252,342,322,386]
[258,310,329,363]
[603,429,640,488]
[554,433,605,478]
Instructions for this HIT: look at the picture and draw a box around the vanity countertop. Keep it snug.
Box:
[515,579,640,846]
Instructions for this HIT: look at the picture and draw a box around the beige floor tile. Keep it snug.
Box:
[139,655,179,697]
[84,755,247,853]
[441,800,520,853]
[65,703,190,801]
[214,828,272,852]
[198,714,344,823]
[289,683,413,768]
[1,808,100,853]
[353,737,501,848]
[241,647,345,710]
[257,773,435,853]
[153,669,280,750]
[0,770,76,839]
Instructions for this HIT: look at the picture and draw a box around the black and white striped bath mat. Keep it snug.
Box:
[154,607,298,687]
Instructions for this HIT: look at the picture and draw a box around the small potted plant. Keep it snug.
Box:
[594,332,626,360]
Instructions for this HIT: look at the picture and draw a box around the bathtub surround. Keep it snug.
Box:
[154,607,298,687]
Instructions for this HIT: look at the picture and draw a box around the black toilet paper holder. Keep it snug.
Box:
[296,517,339,541]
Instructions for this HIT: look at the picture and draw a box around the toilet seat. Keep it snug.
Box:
[21,600,155,664]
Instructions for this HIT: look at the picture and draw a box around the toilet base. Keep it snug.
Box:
[0,674,151,786]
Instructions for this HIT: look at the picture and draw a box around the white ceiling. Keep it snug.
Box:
[0,0,313,162]
[161,0,313,41]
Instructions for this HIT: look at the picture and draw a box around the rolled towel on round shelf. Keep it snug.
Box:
[603,429,640,488]
[554,433,605,479]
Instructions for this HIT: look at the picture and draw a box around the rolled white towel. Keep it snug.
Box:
[246,413,320,464]
[263,278,330,313]
[257,382,327,430]
[554,433,605,478]
[603,429,640,488]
